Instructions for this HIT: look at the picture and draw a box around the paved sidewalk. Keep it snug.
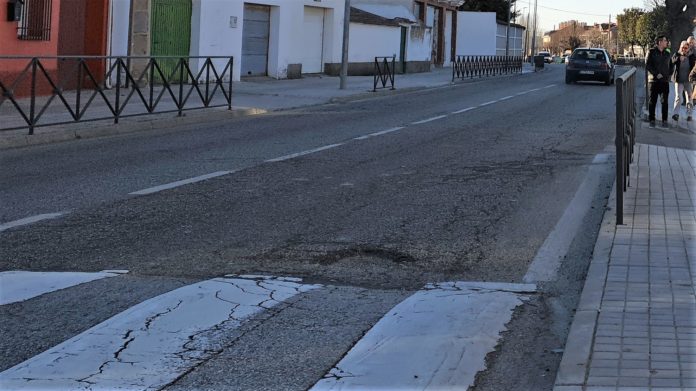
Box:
[555,141,696,390]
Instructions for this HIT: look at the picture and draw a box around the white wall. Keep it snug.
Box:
[407,26,432,62]
[495,23,524,56]
[191,0,345,81]
[456,12,496,56]
[349,23,400,62]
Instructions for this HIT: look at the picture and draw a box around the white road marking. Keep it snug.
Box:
[0,213,65,233]
[0,270,128,305]
[265,143,343,163]
[130,171,232,196]
[452,107,476,114]
[311,281,535,391]
[543,84,557,89]
[411,115,448,125]
[0,276,321,391]
[354,127,405,140]
[524,153,612,283]
[128,82,556,199]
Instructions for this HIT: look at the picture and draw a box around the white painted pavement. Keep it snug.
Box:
[0,270,128,305]
[0,275,321,391]
[523,153,612,283]
[0,212,66,233]
[311,281,536,391]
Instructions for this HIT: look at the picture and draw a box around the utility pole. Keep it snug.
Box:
[530,0,538,61]
[522,7,529,60]
[505,0,511,56]
[340,0,350,90]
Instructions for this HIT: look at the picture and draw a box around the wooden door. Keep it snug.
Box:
[151,0,192,82]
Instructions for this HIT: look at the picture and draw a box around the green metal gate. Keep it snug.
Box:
[151,0,192,82]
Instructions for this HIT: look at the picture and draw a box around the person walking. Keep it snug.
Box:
[646,36,673,127]
[688,36,696,106]
[691,60,696,109]
[671,40,695,122]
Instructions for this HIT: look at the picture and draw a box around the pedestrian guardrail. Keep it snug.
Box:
[373,56,396,92]
[615,67,637,225]
[0,55,233,134]
[452,55,523,82]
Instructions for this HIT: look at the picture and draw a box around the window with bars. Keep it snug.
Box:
[17,0,52,41]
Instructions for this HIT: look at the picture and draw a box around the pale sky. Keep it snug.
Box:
[514,0,647,32]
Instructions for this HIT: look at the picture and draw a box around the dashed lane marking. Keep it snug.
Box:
[0,276,321,391]
[354,127,405,140]
[130,171,233,196]
[265,143,344,163]
[0,213,66,233]
[452,107,476,114]
[411,115,448,125]
[479,100,498,107]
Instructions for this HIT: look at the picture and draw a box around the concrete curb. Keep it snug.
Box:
[0,107,267,150]
[553,184,617,390]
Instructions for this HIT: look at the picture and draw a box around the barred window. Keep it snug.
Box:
[17,0,52,41]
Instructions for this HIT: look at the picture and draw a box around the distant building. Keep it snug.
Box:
[544,21,617,55]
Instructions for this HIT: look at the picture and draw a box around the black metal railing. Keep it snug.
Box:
[452,55,523,82]
[615,67,637,225]
[373,56,395,92]
[0,55,233,134]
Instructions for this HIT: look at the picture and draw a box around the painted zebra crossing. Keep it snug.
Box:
[0,272,535,390]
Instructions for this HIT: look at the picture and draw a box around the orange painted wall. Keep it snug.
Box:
[1,1,61,96]
[1,0,61,61]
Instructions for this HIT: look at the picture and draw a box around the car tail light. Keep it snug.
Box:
[600,62,608,69]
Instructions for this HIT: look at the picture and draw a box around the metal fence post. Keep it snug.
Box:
[114,58,121,124]
[228,58,233,111]
[616,76,624,225]
[28,58,38,135]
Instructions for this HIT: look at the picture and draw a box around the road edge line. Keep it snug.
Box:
[553,182,616,389]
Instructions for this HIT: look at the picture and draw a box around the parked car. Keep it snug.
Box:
[565,48,615,85]
[537,51,553,63]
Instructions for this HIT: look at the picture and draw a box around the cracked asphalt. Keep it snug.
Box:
[1,65,624,389]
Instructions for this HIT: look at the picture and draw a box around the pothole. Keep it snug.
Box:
[311,247,418,265]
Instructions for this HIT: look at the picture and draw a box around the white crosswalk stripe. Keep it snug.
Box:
[0,275,320,391]
[1,274,535,390]
[310,282,535,391]
[0,270,129,305]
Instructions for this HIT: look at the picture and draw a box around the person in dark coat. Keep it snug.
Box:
[671,40,695,122]
[645,36,673,127]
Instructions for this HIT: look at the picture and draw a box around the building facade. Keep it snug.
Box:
[1,0,110,95]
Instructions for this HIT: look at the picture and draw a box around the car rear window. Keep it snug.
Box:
[572,50,606,61]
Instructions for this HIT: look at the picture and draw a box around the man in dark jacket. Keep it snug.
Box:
[671,40,695,121]
[645,36,672,127]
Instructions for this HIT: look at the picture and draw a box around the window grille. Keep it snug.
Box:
[17,0,52,41]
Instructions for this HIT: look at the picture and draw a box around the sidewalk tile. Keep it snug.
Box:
[555,144,696,391]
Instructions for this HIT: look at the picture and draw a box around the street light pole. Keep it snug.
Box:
[340,0,351,90]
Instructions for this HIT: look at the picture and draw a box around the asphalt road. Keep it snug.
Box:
[1,64,624,390]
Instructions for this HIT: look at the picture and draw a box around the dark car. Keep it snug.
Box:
[565,48,615,85]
